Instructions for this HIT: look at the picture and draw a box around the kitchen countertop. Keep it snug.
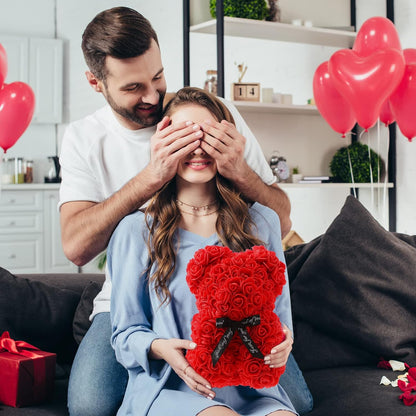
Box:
[0,183,61,190]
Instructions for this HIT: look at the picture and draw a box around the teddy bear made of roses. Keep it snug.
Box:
[186,245,287,388]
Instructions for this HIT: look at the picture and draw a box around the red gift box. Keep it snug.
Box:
[0,331,56,407]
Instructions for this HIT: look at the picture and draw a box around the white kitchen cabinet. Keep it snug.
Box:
[43,189,77,273]
[0,186,77,273]
[0,35,63,123]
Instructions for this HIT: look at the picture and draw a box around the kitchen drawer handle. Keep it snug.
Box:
[8,199,16,204]
[8,254,16,259]
[9,221,16,226]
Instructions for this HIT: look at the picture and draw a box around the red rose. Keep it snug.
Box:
[249,291,264,310]
[237,266,256,280]
[242,357,262,378]
[252,245,269,261]
[252,264,267,279]
[240,277,257,297]
[229,294,249,319]
[187,346,214,378]
[209,263,227,280]
[229,251,249,267]
[186,262,205,292]
[264,251,282,271]
[205,245,230,264]
[251,312,283,352]
[224,276,241,293]
[192,248,210,266]
[257,368,284,388]
[197,317,220,347]
[215,288,232,315]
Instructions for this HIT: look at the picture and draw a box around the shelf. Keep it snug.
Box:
[233,101,319,115]
[280,182,394,189]
[190,17,356,48]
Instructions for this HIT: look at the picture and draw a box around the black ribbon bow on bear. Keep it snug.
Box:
[211,314,264,366]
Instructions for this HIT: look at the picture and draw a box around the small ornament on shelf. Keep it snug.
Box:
[266,0,281,22]
[204,70,218,95]
[231,62,260,102]
[291,166,303,183]
[269,152,290,182]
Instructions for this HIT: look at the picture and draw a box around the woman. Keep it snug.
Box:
[109,87,297,416]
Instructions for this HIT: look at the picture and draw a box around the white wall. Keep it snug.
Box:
[391,0,416,235]
[1,0,415,240]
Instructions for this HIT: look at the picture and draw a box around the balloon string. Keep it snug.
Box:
[0,151,3,196]
[347,148,356,198]
[365,130,374,208]
[377,120,381,211]
[383,131,390,226]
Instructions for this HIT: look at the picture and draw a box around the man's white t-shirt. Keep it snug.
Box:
[59,100,276,319]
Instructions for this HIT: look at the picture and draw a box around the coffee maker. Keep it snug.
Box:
[44,156,61,183]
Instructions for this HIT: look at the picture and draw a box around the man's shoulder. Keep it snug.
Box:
[69,106,112,131]
[62,106,114,150]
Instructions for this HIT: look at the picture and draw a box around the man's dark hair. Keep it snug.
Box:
[81,7,159,81]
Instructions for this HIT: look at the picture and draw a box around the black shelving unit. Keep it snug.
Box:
[183,0,397,231]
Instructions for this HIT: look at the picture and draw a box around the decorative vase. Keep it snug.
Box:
[266,0,281,22]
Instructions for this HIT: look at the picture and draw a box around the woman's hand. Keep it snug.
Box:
[150,338,215,399]
[263,324,293,368]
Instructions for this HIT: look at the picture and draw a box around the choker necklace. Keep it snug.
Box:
[176,199,219,217]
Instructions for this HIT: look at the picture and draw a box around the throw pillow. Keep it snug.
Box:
[72,280,103,344]
[286,195,416,371]
[0,267,80,363]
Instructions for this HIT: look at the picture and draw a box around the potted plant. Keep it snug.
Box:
[210,0,269,21]
[330,141,384,183]
[291,166,303,183]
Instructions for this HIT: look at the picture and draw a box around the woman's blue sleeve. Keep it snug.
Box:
[108,212,159,374]
[253,204,294,334]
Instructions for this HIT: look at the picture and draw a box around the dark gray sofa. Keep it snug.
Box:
[1,195,415,415]
[0,271,105,415]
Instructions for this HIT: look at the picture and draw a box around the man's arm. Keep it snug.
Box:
[200,119,292,237]
[60,117,202,266]
[60,168,160,266]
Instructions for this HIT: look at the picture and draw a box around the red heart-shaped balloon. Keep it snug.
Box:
[390,64,416,142]
[0,82,35,152]
[379,49,416,127]
[329,48,405,130]
[379,99,395,127]
[404,48,416,65]
[353,16,402,57]
[313,61,356,137]
[0,43,7,89]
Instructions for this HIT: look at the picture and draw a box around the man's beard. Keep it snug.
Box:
[105,90,165,128]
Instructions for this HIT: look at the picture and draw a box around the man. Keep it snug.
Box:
[60,6,311,416]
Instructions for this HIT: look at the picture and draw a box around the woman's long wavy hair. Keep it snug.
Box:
[144,87,264,304]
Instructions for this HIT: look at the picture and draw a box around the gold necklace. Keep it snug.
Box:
[177,207,219,217]
[176,199,219,217]
[176,199,218,212]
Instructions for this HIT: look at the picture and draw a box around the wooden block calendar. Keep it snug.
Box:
[231,83,260,101]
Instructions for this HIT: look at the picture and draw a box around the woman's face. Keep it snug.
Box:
[169,104,218,184]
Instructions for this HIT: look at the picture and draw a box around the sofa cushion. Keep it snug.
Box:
[72,280,103,344]
[0,267,80,363]
[286,195,416,371]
